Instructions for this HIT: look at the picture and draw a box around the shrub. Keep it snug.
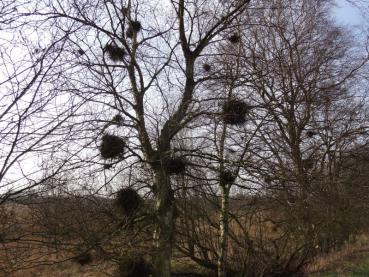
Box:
[118,256,152,277]
[73,253,93,266]
[302,158,314,170]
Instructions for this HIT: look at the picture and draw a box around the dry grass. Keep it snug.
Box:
[9,260,114,277]
[306,234,369,275]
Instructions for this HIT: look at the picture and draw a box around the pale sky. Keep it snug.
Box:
[332,0,368,26]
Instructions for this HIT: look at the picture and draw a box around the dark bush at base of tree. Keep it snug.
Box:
[73,253,93,266]
[118,256,152,277]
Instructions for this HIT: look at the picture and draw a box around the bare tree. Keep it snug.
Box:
[3,0,252,275]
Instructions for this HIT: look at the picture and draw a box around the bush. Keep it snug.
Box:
[118,256,152,277]
[73,253,93,266]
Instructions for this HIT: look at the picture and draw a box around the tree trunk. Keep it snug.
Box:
[153,171,175,277]
[218,184,230,277]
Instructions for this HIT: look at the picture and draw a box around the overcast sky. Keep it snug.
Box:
[332,0,368,26]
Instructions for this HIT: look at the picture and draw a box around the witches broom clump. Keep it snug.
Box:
[228,33,240,44]
[222,98,250,125]
[149,153,187,175]
[302,157,314,170]
[104,43,126,62]
[77,49,85,55]
[115,188,142,216]
[165,157,187,175]
[121,7,129,16]
[73,252,93,266]
[219,170,237,184]
[203,63,211,72]
[118,256,152,277]
[112,114,124,126]
[131,21,142,32]
[126,20,142,38]
[306,130,316,138]
[99,134,126,159]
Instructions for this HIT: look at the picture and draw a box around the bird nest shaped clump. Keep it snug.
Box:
[222,98,250,125]
[228,33,240,44]
[130,21,142,32]
[121,7,129,16]
[306,130,316,138]
[126,21,142,38]
[302,158,314,170]
[203,63,211,72]
[118,256,152,277]
[149,155,187,175]
[73,253,93,266]
[165,157,187,175]
[115,188,142,216]
[100,134,126,159]
[264,176,273,184]
[219,170,237,184]
[112,114,124,125]
[104,43,125,62]
[77,49,85,56]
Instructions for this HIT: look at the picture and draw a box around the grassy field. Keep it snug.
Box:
[308,238,369,277]
[311,260,369,277]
